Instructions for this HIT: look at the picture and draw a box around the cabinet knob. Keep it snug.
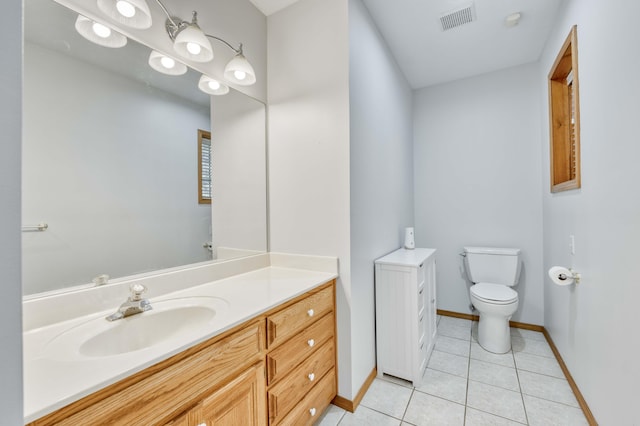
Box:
[307,339,315,347]
[309,407,317,417]
[308,372,315,381]
[197,423,207,426]
[307,309,315,317]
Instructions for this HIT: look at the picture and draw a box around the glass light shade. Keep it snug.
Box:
[75,15,127,48]
[198,75,229,96]
[148,51,187,76]
[223,53,256,86]
[97,0,152,29]
[174,25,214,63]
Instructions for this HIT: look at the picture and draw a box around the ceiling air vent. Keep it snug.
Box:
[440,3,476,31]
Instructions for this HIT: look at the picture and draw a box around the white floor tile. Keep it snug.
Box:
[415,368,467,404]
[359,378,413,419]
[316,404,346,426]
[511,336,554,358]
[465,407,526,425]
[469,359,520,391]
[403,392,465,426]
[510,328,546,342]
[435,335,471,357]
[466,380,527,424]
[514,351,564,378]
[339,405,402,425]
[437,322,472,341]
[523,394,589,426]
[517,370,579,407]
[438,316,472,329]
[427,350,469,378]
[470,342,515,368]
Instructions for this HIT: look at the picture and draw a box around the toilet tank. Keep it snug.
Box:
[463,246,521,286]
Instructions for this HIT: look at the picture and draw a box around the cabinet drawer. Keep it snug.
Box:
[36,321,264,426]
[267,313,334,384]
[276,367,336,426]
[267,285,333,349]
[268,340,335,425]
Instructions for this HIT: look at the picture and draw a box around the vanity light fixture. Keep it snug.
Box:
[148,50,187,75]
[223,44,256,86]
[167,11,214,63]
[75,15,127,48]
[198,75,230,96]
[90,0,257,86]
[97,0,152,29]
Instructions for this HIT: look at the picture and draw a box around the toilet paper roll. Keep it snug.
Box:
[548,266,574,286]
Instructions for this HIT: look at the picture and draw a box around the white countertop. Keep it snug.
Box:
[374,247,437,267]
[23,265,337,423]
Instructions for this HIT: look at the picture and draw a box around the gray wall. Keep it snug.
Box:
[349,0,415,395]
[413,63,544,325]
[0,0,24,422]
[540,0,640,422]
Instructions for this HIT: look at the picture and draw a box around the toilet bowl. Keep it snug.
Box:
[463,247,521,354]
[470,283,518,353]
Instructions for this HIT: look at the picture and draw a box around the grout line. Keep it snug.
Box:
[512,330,530,425]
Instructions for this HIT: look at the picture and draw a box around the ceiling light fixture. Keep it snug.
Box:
[198,75,230,96]
[97,0,152,29]
[505,12,522,28]
[75,15,127,48]
[148,50,187,75]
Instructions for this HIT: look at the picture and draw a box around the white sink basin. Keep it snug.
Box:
[43,297,229,360]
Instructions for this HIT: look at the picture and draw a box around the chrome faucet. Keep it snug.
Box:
[106,284,152,321]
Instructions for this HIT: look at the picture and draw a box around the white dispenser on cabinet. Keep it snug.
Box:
[404,227,415,249]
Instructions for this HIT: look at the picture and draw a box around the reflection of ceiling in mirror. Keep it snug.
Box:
[24,0,210,107]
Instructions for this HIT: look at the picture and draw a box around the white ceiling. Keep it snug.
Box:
[249,0,300,16]
[252,0,563,89]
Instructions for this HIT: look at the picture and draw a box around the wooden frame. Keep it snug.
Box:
[198,129,212,204]
[548,25,580,193]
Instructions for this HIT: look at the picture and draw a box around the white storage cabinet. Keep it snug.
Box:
[374,248,437,386]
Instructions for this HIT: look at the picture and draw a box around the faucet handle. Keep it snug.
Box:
[129,283,147,301]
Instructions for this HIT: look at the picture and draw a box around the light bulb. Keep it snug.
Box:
[186,42,202,55]
[92,22,112,38]
[234,70,247,81]
[208,80,221,90]
[160,56,175,69]
[116,0,136,18]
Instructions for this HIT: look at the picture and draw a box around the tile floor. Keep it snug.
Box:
[317,316,589,426]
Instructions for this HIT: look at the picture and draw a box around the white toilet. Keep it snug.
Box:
[463,246,521,354]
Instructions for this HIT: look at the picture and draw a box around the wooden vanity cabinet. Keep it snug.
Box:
[28,280,336,426]
[168,362,266,426]
[266,283,337,425]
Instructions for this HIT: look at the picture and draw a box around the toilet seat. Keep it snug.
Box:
[470,283,518,305]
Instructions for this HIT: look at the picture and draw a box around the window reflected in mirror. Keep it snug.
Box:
[199,129,212,204]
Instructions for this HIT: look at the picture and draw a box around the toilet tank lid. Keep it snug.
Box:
[464,246,521,256]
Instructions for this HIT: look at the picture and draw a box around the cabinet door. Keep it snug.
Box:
[197,363,267,426]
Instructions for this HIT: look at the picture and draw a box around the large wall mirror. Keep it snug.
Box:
[22,0,267,296]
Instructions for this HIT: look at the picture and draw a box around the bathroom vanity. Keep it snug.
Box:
[23,254,338,425]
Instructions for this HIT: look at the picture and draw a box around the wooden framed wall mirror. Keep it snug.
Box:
[548,25,580,193]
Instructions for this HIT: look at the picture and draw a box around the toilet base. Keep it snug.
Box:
[477,313,512,354]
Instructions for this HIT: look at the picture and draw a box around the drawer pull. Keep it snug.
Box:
[310,407,317,417]
[307,309,315,317]
[308,339,315,347]
[308,372,315,381]
[197,423,207,426]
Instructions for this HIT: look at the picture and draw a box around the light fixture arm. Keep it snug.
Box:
[151,0,243,54]
[205,34,243,55]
